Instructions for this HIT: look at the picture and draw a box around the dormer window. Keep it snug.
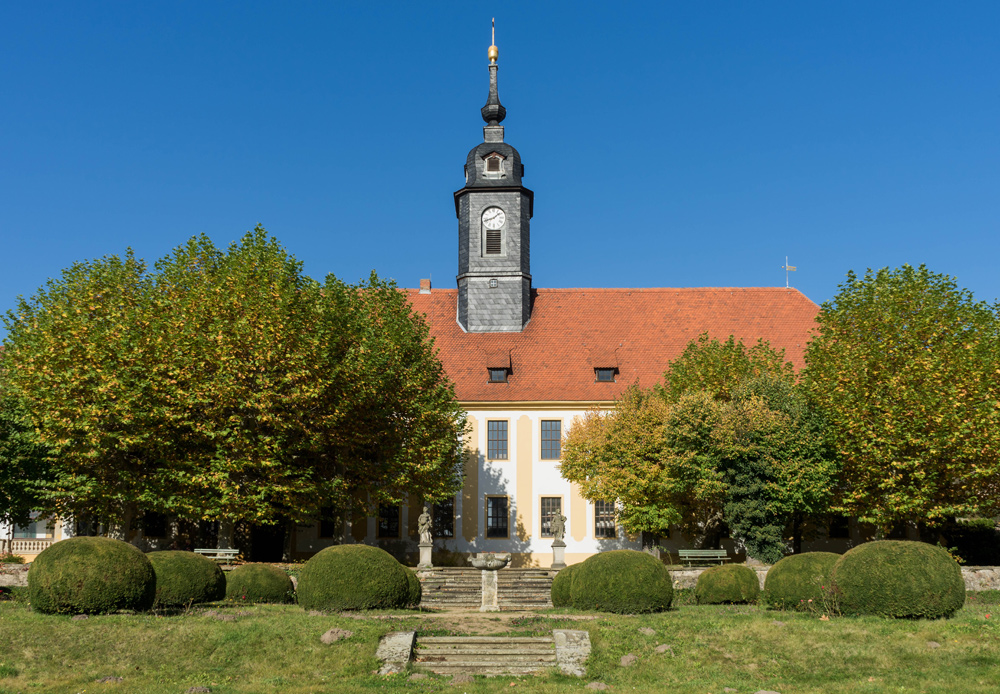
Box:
[482,152,506,179]
[486,349,512,383]
[595,368,617,382]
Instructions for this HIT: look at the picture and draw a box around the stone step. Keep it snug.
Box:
[414,635,558,676]
[421,636,554,644]
[415,663,554,676]
[417,651,556,662]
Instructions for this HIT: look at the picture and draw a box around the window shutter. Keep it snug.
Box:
[485,229,502,254]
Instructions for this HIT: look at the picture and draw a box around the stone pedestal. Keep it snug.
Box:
[551,540,567,569]
[480,569,500,612]
[417,542,433,569]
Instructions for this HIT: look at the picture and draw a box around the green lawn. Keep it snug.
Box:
[1,591,997,694]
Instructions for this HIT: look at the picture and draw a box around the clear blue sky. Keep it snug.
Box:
[3,2,998,339]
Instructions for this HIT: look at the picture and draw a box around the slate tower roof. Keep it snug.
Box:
[454,32,534,333]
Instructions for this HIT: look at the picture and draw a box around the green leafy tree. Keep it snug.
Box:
[0,395,51,539]
[561,387,724,540]
[1,228,465,542]
[714,379,836,563]
[804,264,1000,529]
[563,336,836,562]
[658,333,795,403]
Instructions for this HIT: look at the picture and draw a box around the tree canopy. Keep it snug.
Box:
[0,228,466,537]
[0,395,51,536]
[804,264,1000,529]
[563,335,836,561]
[657,333,795,403]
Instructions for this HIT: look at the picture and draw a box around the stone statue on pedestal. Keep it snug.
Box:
[551,513,566,544]
[417,505,433,569]
[418,506,433,545]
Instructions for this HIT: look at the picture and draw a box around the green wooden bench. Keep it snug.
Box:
[678,549,730,566]
[194,548,239,566]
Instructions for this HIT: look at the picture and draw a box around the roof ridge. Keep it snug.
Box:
[408,286,809,293]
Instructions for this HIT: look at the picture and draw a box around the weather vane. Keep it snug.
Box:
[782,256,797,288]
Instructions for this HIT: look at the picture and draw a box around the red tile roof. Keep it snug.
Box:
[407,287,820,404]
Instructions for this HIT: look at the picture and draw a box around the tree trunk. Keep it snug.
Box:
[217,520,235,549]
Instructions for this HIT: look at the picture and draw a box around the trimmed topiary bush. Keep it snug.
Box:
[224,563,294,604]
[550,563,579,608]
[764,552,840,611]
[297,544,412,611]
[28,536,156,615]
[405,569,422,607]
[695,564,760,605]
[570,550,673,613]
[831,540,965,619]
[147,551,226,607]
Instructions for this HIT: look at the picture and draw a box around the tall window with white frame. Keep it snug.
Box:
[594,500,616,539]
[487,420,508,460]
[540,420,561,459]
[486,496,509,538]
[540,497,562,538]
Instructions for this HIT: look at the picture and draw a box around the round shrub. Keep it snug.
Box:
[297,544,411,611]
[405,569,422,607]
[763,552,840,611]
[832,540,965,619]
[550,563,579,608]
[28,536,155,615]
[224,563,294,604]
[147,551,226,607]
[695,564,760,605]
[570,550,673,614]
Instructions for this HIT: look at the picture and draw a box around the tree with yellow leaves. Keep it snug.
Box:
[1,228,465,545]
[805,264,1000,531]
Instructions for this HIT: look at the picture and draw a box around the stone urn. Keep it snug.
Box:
[470,552,510,570]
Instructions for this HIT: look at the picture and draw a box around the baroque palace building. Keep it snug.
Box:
[291,38,822,567]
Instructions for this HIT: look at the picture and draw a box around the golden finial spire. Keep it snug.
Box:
[488,18,498,63]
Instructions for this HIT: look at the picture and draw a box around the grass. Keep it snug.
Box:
[0,591,997,694]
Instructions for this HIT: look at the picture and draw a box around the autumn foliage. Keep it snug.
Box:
[805,264,1000,529]
[562,335,835,563]
[0,228,466,536]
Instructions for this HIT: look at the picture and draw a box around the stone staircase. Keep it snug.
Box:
[416,567,556,610]
[416,568,483,609]
[413,636,557,675]
[498,568,556,610]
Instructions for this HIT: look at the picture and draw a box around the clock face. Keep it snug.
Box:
[482,207,506,230]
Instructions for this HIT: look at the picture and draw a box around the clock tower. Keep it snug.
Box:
[454,30,534,333]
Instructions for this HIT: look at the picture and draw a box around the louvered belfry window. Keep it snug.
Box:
[485,229,502,254]
[486,157,501,172]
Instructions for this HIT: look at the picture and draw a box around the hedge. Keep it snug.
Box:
[763,552,839,611]
[405,568,423,607]
[550,563,578,608]
[570,550,673,613]
[147,551,226,607]
[695,564,760,605]
[297,544,411,611]
[831,540,964,618]
[28,536,155,615]
[225,563,294,604]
